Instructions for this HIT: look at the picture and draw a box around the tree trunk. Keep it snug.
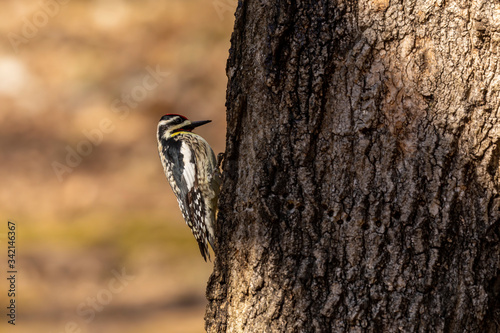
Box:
[206,0,500,332]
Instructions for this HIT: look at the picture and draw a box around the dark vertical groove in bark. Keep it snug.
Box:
[206,0,500,332]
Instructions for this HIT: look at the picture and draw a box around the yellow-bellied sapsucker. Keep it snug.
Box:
[157,114,221,260]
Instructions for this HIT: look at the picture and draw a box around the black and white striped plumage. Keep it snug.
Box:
[157,114,220,260]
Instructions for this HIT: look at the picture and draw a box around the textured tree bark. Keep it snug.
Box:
[206,0,500,332]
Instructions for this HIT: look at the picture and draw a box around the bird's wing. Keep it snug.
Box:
[186,186,210,261]
[164,137,211,260]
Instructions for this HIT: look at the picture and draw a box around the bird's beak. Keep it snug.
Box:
[184,120,211,130]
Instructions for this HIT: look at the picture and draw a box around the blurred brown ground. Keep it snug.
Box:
[0,0,235,332]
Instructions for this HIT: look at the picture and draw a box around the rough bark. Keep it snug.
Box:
[206,0,500,332]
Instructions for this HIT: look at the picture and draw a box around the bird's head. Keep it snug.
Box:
[157,114,211,139]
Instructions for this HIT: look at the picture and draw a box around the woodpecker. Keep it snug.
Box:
[157,114,221,261]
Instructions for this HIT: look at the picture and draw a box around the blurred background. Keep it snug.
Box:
[0,0,235,332]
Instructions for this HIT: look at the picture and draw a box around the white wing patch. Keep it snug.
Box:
[180,141,196,190]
